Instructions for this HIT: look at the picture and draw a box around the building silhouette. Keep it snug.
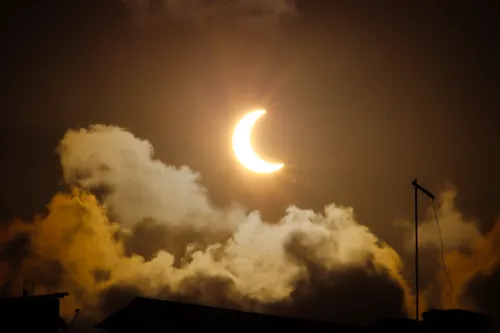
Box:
[96,297,362,332]
[95,297,491,333]
[0,292,69,333]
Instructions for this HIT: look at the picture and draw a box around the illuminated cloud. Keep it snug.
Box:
[0,125,498,327]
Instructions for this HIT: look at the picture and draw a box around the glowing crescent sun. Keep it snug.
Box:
[232,109,284,174]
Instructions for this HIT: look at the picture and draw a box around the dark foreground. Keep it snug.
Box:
[0,292,492,333]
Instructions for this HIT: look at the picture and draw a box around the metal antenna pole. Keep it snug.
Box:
[411,178,435,322]
[413,179,419,322]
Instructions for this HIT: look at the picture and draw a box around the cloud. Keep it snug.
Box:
[401,189,500,317]
[57,125,228,230]
[1,125,499,327]
[410,189,483,252]
[0,125,413,325]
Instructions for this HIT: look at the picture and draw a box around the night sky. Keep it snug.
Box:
[1,0,499,328]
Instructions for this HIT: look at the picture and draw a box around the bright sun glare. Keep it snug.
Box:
[232,109,284,174]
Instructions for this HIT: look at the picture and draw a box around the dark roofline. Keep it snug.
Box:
[132,296,337,322]
[0,292,69,301]
[95,297,492,332]
[95,298,135,329]
[95,297,361,330]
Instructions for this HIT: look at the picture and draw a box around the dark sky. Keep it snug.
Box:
[2,1,499,253]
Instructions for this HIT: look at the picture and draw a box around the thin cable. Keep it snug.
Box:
[432,200,455,308]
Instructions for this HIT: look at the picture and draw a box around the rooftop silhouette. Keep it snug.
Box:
[95,297,492,333]
[0,292,69,333]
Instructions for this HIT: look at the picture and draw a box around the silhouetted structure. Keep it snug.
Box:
[0,292,69,333]
[412,178,436,321]
[95,297,362,332]
[95,297,491,333]
[422,309,491,333]
[369,317,421,332]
